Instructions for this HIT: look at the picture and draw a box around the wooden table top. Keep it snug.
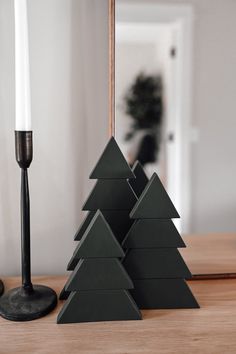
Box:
[181,233,236,277]
[0,276,236,354]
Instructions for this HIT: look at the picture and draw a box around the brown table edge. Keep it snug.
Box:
[191,273,236,280]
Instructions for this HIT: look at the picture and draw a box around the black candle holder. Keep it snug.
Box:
[0,131,57,321]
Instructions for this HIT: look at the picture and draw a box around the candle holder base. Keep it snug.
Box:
[0,280,4,297]
[0,285,57,321]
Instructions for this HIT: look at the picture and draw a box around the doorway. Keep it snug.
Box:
[115,3,194,233]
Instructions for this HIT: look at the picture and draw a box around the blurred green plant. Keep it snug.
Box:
[124,72,163,141]
[123,72,163,166]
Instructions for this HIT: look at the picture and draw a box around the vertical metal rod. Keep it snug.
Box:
[108,0,115,137]
[21,168,33,292]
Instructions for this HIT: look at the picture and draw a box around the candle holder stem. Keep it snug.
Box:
[0,131,57,321]
[21,168,33,293]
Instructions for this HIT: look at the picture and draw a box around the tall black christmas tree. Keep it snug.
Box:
[57,210,142,323]
[129,160,149,198]
[59,137,138,300]
[67,137,138,269]
[123,173,199,309]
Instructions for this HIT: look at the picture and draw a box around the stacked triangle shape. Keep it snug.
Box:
[122,172,199,309]
[58,137,199,322]
[82,137,137,236]
[89,137,135,179]
[58,137,142,323]
[59,137,138,301]
[57,211,141,323]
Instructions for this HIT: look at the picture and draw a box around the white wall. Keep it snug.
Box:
[0,0,109,276]
[189,0,236,233]
[116,0,236,234]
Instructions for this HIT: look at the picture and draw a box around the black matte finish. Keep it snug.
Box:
[123,248,192,279]
[16,131,33,293]
[67,256,80,272]
[130,173,180,219]
[15,131,33,169]
[66,258,133,291]
[83,179,137,211]
[131,279,199,309]
[122,219,186,249]
[123,168,198,309]
[59,207,142,323]
[129,161,149,197]
[20,168,33,292]
[74,210,124,258]
[74,211,134,243]
[67,211,125,270]
[59,285,70,300]
[0,280,4,297]
[0,285,57,321]
[74,211,96,240]
[57,290,141,323]
[0,131,58,322]
[59,138,144,322]
[101,210,134,243]
[89,137,135,179]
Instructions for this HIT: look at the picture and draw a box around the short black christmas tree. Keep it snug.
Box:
[57,210,142,323]
[59,137,138,300]
[122,173,199,309]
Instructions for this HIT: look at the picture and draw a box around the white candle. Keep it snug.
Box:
[14,0,32,131]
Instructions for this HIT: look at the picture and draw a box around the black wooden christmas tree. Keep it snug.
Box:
[123,173,199,309]
[57,210,142,323]
[59,137,138,300]
[67,137,138,269]
[129,160,149,198]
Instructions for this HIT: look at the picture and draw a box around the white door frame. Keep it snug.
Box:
[116,2,194,233]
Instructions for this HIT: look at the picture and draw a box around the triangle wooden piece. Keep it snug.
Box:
[68,211,134,271]
[129,161,149,198]
[57,289,142,323]
[131,279,199,309]
[122,219,185,249]
[74,211,96,241]
[67,255,80,271]
[123,248,192,279]
[130,173,180,219]
[89,137,135,179]
[102,210,134,243]
[59,285,70,300]
[67,211,124,270]
[65,258,133,291]
[75,211,134,243]
[83,179,137,211]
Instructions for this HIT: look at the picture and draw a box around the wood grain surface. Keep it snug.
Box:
[0,276,236,354]
[182,233,236,276]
